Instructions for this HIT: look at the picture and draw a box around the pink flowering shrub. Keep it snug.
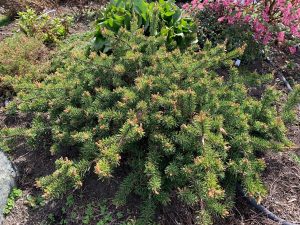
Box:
[187,0,262,61]
[183,0,300,54]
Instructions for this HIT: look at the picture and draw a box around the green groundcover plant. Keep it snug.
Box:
[4,188,22,215]
[92,0,197,52]
[2,20,300,224]
[18,8,72,44]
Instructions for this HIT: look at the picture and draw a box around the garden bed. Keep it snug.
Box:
[1,0,300,224]
[0,59,299,225]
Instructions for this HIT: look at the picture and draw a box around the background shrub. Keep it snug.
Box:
[93,0,197,52]
[3,21,298,224]
[18,8,73,44]
[183,0,300,55]
[0,34,49,103]
[196,9,263,62]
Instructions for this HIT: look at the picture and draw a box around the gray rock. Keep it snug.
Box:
[0,151,17,224]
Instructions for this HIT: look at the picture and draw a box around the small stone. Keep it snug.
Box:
[0,151,17,223]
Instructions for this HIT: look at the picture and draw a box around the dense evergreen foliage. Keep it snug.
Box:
[2,19,299,223]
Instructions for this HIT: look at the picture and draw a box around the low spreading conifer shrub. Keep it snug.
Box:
[2,20,300,224]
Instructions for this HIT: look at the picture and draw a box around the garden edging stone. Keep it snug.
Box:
[0,150,17,224]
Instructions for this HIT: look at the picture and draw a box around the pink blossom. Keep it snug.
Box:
[262,10,270,22]
[244,15,251,23]
[228,17,234,25]
[244,0,253,6]
[183,0,300,54]
[253,19,266,33]
[263,33,272,45]
[235,11,242,20]
[197,3,204,10]
[289,46,297,54]
[191,0,198,7]
[282,3,292,25]
[277,31,285,42]
[218,16,226,22]
[182,3,190,10]
[290,26,300,37]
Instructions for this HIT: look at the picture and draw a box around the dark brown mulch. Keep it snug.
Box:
[219,150,300,225]
[288,108,300,148]
[268,46,300,84]
[262,151,300,224]
[0,18,16,42]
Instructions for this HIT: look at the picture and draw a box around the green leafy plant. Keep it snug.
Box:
[282,84,300,123]
[96,200,113,225]
[96,214,113,225]
[47,213,56,224]
[291,153,300,165]
[82,203,94,224]
[18,8,73,44]
[93,0,197,52]
[3,22,299,224]
[66,194,75,208]
[0,15,12,27]
[70,211,77,221]
[4,188,23,215]
[36,158,90,199]
[25,194,46,209]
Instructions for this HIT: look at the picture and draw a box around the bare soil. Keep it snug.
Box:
[269,46,300,84]
[0,19,17,42]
